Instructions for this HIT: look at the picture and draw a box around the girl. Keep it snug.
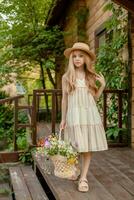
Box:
[60,42,108,192]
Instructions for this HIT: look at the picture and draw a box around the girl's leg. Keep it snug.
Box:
[80,152,92,179]
[78,152,92,192]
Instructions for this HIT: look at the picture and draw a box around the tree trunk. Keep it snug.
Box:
[46,67,59,121]
[46,68,56,88]
[40,61,49,114]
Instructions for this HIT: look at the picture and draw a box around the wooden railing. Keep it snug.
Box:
[103,89,128,143]
[28,89,128,145]
[29,89,62,145]
[0,95,33,151]
[0,89,128,151]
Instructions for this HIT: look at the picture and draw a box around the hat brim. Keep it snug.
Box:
[64,47,96,61]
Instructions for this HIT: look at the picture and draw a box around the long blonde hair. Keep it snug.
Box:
[64,50,98,96]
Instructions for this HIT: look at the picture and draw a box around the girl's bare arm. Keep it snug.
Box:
[61,76,68,122]
[94,73,106,101]
[94,85,105,101]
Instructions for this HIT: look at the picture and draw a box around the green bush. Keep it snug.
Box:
[0,92,14,150]
[19,148,35,164]
[0,91,29,150]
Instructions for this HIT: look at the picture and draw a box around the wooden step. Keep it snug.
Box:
[9,166,48,200]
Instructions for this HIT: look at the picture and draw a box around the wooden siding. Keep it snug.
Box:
[85,0,112,51]
[131,32,134,148]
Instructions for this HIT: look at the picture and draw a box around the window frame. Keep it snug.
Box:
[95,23,107,54]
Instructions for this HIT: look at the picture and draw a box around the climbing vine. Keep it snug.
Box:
[96,2,128,89]
[76,7,89,41]
[96,2,129,143]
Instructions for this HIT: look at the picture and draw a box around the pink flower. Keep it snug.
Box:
[44,139,50,148]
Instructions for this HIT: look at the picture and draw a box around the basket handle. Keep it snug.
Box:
[58,129,63,141]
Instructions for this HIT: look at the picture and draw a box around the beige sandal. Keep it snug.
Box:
[78,178,89,192]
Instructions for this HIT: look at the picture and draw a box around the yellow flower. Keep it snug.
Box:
[67,157,76,164]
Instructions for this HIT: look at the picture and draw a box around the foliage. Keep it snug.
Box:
[19,148,35,164]
[96,2,128,89]
[75,7,89,41]
[96,2,129,142]
[0,91,29,150]
[0,92,14,150]
[36,135,78,164]
[16,132,28,150]
[0,188,10,196]
[106,127,127,140]
[0,0,64,89]
[0,164,9,183]
[0,164,11,197]
[16,111,29,150]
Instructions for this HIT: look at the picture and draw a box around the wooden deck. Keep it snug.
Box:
[33,147,134,200]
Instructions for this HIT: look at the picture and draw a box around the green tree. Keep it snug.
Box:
[0,0,64,89]
[0,0,65,112]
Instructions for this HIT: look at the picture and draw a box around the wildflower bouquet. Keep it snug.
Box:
[37,134,78,164]
[37,134,79,179]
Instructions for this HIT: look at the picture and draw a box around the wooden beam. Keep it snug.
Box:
[0,151,22,163]
[112,0,134,15]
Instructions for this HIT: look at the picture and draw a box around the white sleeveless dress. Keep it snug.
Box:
[64,78,108,152]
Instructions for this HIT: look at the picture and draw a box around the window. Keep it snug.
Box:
[95,23,113,54]
[95,24,107,54]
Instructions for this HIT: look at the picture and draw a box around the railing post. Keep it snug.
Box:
[52,91,56,133]
[28,95,30,105]
[103,92,107,130]
[32,90,37,145]
[118,91,123,142]
[28,95,32,116]
[37,94,40,121]
[14,98,18,151]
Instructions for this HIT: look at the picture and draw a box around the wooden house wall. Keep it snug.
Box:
[85,0,112,51]
[63,0,79,46]
[131,31,134,148]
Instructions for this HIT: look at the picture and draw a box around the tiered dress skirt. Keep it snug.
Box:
[64,78,108,152]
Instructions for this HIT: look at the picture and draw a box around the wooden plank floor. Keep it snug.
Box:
[35,122,134,199]
[90,148,134,200]
[33,147,134,200]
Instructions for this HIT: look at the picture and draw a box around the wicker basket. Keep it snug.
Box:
[51,154,78,179]
[50,130,79,179]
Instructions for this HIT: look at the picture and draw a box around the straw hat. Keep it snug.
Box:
[64,42,96,61]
